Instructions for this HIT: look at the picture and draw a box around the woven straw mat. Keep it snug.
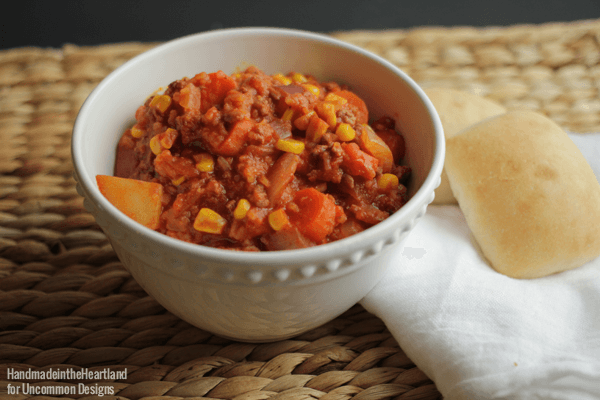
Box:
[2,19,600,400]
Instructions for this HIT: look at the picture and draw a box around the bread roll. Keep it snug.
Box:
[445,110,600,278]
[424,88,506,204]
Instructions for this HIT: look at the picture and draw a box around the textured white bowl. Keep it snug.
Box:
[72,27,444,342]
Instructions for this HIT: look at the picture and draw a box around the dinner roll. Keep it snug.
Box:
[424,87,506,204]
[445,110,600,279]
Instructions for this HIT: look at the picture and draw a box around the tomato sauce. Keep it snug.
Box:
[113,66,410,251]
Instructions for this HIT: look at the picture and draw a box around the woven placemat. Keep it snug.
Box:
[1,19,600,400]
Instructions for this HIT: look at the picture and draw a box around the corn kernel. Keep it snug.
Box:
[150,94,172,113]
[233,199,251,219]
[268,208,290,231]
[130,126,144,138]
[276,138,305,154]
[193,208,227,234]
[316,101,337,127]
[306,114,329,143]
[293,111,315,131]
[302,84,320,97]
[149,136,162,155]
[335,123,356,141]
[196,153,214,172]
[291,73,308,83]
[282,108,295,122]
[172,176,186,186]
[377,173,399,191]
[324,92,348,110]
[273,73,292,85]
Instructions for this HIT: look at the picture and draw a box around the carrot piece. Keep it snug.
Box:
[341,142,379,180]
[216,119,255,156]
[96,175,163,230]
[199,71,237,112]
[289,188,337,242]
[336,90,369,125]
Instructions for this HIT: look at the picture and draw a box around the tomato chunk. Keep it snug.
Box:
[375,128,406,163]
[194,71,237,113]
[216,119,255,156]
[154,150,200,180]
[96,175,163,230]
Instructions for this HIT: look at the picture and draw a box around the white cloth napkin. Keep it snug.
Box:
[360,133,600,400]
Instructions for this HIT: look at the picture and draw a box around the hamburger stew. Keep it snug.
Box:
[97,67,411,251]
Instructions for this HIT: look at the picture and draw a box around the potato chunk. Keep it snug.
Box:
[96,175,163,230]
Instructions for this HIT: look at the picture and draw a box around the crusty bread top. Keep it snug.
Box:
[445,110,600,278]
[425,87,507,139]
[424,88,506,204]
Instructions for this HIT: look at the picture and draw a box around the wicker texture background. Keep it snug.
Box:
[1,19,600,400]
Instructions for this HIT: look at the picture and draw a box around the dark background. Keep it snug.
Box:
[2,0,599,49]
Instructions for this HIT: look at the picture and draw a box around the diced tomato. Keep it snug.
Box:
[156,128,179,150]
[375,128,406,163]
[216,119,255,156]
[229,207,270,241]
[194,71,237,113]
[154,150,200,180]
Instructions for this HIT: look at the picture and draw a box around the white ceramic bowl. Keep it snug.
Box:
[72,27,444,342]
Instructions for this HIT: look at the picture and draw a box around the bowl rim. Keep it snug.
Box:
[72,26,444,267]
